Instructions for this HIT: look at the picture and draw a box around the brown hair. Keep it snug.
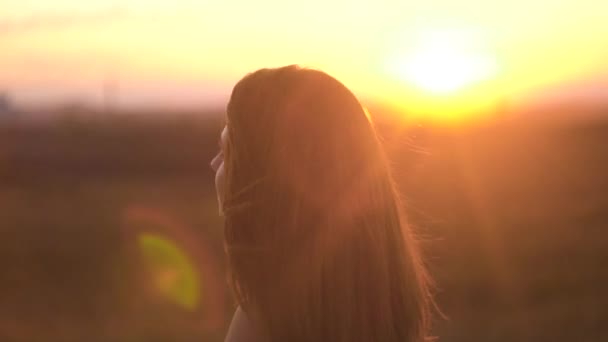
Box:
[222,65,431,342]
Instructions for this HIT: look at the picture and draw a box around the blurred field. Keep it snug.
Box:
[0,111,607,341]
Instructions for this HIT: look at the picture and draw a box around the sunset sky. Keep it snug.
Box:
[1,0,607,119]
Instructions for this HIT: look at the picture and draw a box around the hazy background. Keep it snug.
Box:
[1,0,607,341]
[2,0,608,113]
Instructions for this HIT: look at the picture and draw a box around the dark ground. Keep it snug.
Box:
[0,111,606,341]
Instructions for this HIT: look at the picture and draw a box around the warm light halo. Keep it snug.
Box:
[391,28,499,95]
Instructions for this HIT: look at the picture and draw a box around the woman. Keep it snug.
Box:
[210,65,432,342]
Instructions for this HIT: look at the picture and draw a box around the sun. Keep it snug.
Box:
[393,29,498,95]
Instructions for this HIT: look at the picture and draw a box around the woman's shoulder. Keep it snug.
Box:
[224,306,261,342]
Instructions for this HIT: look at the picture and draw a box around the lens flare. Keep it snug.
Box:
[138,233,200,311]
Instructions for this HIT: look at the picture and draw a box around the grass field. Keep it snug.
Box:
[0,112,606,341]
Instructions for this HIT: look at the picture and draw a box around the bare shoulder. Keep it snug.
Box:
[224,306,261,342]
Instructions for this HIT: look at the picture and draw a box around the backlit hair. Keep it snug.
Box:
[223,65,431,342]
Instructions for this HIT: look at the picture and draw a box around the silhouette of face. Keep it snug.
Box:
[210,126,227,215]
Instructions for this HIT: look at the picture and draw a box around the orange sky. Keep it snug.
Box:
[1,0,607,118]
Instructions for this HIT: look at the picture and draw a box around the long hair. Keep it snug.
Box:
[222,65,431,342]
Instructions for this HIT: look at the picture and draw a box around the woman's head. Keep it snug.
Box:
[212,65,431,341]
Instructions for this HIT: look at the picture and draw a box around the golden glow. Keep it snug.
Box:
[393,29,498,95]
[1,1,607,122]
[377,27,504,122]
